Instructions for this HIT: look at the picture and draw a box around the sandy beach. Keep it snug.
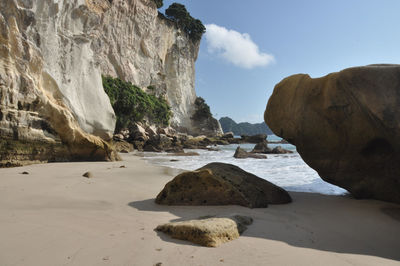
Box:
[0,153,399,266]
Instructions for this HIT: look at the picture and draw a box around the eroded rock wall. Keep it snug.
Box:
[0,0,119,165]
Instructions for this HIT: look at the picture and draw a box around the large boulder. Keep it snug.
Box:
[144,133,174,152]
[156,162,292,207]
[129,123,149,142]
[265,65,400,203]
[145,126,158,139]
[156,215,253,247]
[113,140,134,153]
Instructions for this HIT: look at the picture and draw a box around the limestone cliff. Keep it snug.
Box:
[0,0,121,166]
[0,0,221,166]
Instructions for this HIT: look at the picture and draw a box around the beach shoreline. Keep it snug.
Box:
[0,153,399,266]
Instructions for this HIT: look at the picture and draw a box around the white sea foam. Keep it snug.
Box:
[140,136,348,195]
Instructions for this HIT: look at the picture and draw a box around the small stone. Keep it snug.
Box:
[21,171,29,175]
[155,215,253,247]
[119,165,126,168]
[102,256,109,261]
[83,172,93,178]
[154,263,162,266]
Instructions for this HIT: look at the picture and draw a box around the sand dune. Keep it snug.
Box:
[0,153,399,266]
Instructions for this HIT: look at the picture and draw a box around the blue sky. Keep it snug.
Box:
[161,1,400,123]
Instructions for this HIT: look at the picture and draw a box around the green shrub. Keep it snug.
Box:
[102,76,172,131]
[165,3,205,42]
[191,97,212,121]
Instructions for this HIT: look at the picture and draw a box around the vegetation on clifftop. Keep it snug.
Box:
[161,3,205,42]
[102,76,172,131]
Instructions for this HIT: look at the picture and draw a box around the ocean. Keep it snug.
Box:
[140,135,348,195]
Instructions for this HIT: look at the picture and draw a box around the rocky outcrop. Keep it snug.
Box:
[156,215,253,247]
[189,115,223,137]
[251,140,272,154]
[265,64,400,203]
[234,146,267,159]
[113,125,232,152]
[156,162,292,207]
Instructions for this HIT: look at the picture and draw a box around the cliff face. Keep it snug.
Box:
[92,0,201,133]
[0,0,120,165]
[0,0,218,166]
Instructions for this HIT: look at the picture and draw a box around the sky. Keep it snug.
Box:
[160,0,400,123]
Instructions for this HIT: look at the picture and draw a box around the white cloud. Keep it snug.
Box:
[205,24,275,69]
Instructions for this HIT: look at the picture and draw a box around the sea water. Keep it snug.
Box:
[140,135,348,195]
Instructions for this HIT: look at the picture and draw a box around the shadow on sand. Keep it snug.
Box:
[128,192,400,261]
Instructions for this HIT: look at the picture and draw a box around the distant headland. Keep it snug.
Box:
[219,117,273,135]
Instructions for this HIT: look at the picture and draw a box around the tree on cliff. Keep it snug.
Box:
[165,3,205,41]
[192,97,212,121]
[165,3,188,22]
[151,0,163,8]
